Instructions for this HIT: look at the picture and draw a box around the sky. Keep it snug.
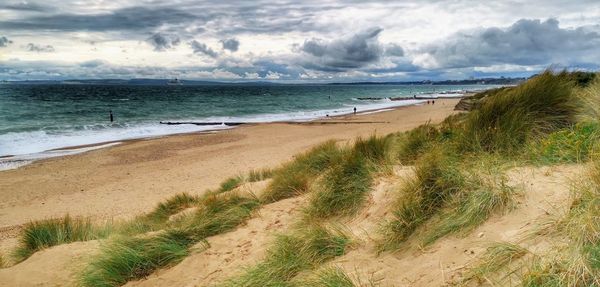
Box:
[0,0,599,82]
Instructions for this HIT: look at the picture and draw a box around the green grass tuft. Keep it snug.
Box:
[352,135,390,166]
[521,160,600,286]
[463,242,529,285]
[261,141,343,203]
[120,193,201,234]
[531,122,600,164]
[300,267,357,287]
[379,149,464,251]
[13,215,111,262]
[226,224,350,286]
[247,168,274,182]
[218,176,245,193]
[460,70,580,155]
[396,123,440,164]
[304,150,373,219]
[80,233,190,287]
[422,163,517,246]
[80,193,260,287]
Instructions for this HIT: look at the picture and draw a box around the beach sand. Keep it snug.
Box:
[0,99,459,236]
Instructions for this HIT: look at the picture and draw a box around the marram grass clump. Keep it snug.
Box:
[462,242,529,285]
[80,232,191,287]
[298,267,357,287]
[379,148,464,251]
[261,141,343,203]
[421,160,517,246]
[531,121,600,164]
[225,224,350,287]
[119,192,200,235]
[14,215,111,262]
[217,176,245,193]
[396,123,440,164]
[352,135,390,166]
[247,167,274,182]
[80,193,260,287]
[520,160,600,286]
[460,70,580,155]
[304,150,372,219]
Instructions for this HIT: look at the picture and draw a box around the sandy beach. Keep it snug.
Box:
[0,99,459,239]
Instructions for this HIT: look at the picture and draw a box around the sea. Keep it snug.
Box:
[0,83,497,170]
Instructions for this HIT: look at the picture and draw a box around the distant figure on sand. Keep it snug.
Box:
[109,110,114,122]
[353,107,357,114]
[432,100,435,105]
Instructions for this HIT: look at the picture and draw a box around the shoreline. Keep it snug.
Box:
[0,91,477,162]
[0,98,440,171]
[0,98,461,232]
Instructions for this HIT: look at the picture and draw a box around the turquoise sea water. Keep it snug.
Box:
[0,84,496,159]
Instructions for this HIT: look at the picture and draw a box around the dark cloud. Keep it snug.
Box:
[298,27,385,71]
[221,38,240,52]
[422,18,600,68]
[26,43,55,52]
[0,2,51,12]
[189,40,218,58]
[148,33,181,51]
[0,7,201,31]
[385,43,404,57]
[0,36,12,47]
[79,60,107,68]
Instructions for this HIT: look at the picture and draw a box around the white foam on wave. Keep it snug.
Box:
[0,123,231,157]
[0,142,121,171]
[0,97,426,169]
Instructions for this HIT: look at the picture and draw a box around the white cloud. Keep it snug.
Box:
[1,1,599,81]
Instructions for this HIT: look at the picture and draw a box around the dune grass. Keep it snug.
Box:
[396,123,440,164]
[379,148,464,251]
[303,136,389,219]
[13,215,112,263]
[304,150,372,219]
[225,224,350,287]
[299,267,357,287]
[459,71,580,155]
[247,167,274,182]
[421,160,517,246]
[460,161,598,286]
[118,192,201,235]
[520,160,600,286]
[80,193,260,287]
[217,175,245,193]
[260,141,343,203]
[352,135,390,166]
[531,121,600,164]
[463,242,529,285]
[80,232,191,287]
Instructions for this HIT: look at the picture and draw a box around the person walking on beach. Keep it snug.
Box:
[353,107,357,114]
[432,100,435,105]
[109,110,114,122]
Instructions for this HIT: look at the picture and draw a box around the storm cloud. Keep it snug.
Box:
[26,43,55,52]
[190,41,218,58]
[0,36,12,47]
[0,6,200,32]
[148,33,181,51]
[420,18,600,69]
[1,1,600,81]
[221,38,240,52]
[298,27,385,71]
